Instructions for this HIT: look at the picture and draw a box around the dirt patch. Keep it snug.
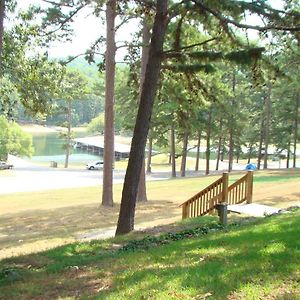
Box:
[254,181,300,208]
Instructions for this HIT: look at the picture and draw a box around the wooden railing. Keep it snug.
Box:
[228,172,253,205]
[181,171,253,219]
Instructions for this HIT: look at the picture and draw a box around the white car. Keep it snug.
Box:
[0,161,13,170]
[86,161,103,170]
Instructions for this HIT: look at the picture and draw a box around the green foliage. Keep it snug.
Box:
[0,0,298,173]
[87,113,105,134]
[120,221,224,252]
[14,55,64,116]
[67,57,100,79]
[0,76,20,119]
[114,66,138,133]
[225,47,265,65]
[0,3,68,119]
[0,116,33,160]
[59,69,88,101]
[269,40,300,156]
[45,61,105,126]
[167,63,215,73]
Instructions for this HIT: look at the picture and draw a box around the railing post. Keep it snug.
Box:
[222,172,229,203]
[216,202,228,226]
[247,171,253,204]
[182,203,188,219]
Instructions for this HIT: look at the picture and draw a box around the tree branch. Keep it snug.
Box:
[60,53,87,65]
[41,0,61,6]
[42,3,86,36]
[174,12,186,51]
[163,37,218,56]
[192,0,300,32]
[115,14,139,32]
[41,0,74,8]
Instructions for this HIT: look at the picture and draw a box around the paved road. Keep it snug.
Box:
[0,156,170,195]
[0,156,210,195]
[0,168,126,195]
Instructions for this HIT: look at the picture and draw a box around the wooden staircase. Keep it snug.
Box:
[180,171,253,219]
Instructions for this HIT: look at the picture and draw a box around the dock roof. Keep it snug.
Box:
[74,136,131,154]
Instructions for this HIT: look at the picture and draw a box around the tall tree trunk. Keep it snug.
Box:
[205,109,212,175]
[195,131,201,171]
[228,130,234,172]
[116,0,168,235]
[64,99,72,168]
[180,131,188,177]
[137,14,151,202]
[102,0,116,207]
[146,131,153,174]
[263,82,272,169]
[236,150,239,163]
[216,120,223,171]
[247,143,253,164]
[215,138,222,171]
[137,163,147,202]
[286,140,291,168]
[0,0,5,65]
[293,95,299,168]
[220,143,225,162]
[171,124,176,177]
[228,71,235,172]
[257,115,264,170]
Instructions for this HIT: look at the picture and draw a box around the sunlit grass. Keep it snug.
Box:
[0,211,299,299]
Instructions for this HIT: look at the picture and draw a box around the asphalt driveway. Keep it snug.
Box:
[0,156,128,194]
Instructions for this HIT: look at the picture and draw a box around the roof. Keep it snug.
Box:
[73,136,131,154]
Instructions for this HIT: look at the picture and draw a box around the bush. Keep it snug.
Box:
[0,116,34,160]
[87,113,104,134]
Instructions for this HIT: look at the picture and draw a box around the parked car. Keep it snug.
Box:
[86,161,103,170]
[0,161,13,170]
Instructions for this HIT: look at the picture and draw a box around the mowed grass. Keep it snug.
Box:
[0,169,299,259]
[0,210,299,299]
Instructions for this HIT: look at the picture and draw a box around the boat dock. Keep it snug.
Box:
[73,136,131,160]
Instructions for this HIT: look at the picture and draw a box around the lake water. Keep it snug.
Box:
[30,132,101,166]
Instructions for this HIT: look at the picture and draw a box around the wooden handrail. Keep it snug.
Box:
[180,176,223,207]
[181,171,253,219]
[228,172,252,205]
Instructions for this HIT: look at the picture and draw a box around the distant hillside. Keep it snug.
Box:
[52,57,102,80]
[67,57,101,79]
[55,57,128,80]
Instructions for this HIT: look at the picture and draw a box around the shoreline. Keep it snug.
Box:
[21,123,87,134]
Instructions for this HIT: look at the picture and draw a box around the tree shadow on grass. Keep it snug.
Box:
[28,211,298,299]
[100,212,300,299]
[0,212,299,299]
[0,200,181,259]
[293,192,300,198]
[254,194,300,208]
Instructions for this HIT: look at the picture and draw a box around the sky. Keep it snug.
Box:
[15,0,284,59]
[17,0,138,59]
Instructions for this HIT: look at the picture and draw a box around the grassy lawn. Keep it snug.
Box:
[0,169,299,260]
[0,210,299,299]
